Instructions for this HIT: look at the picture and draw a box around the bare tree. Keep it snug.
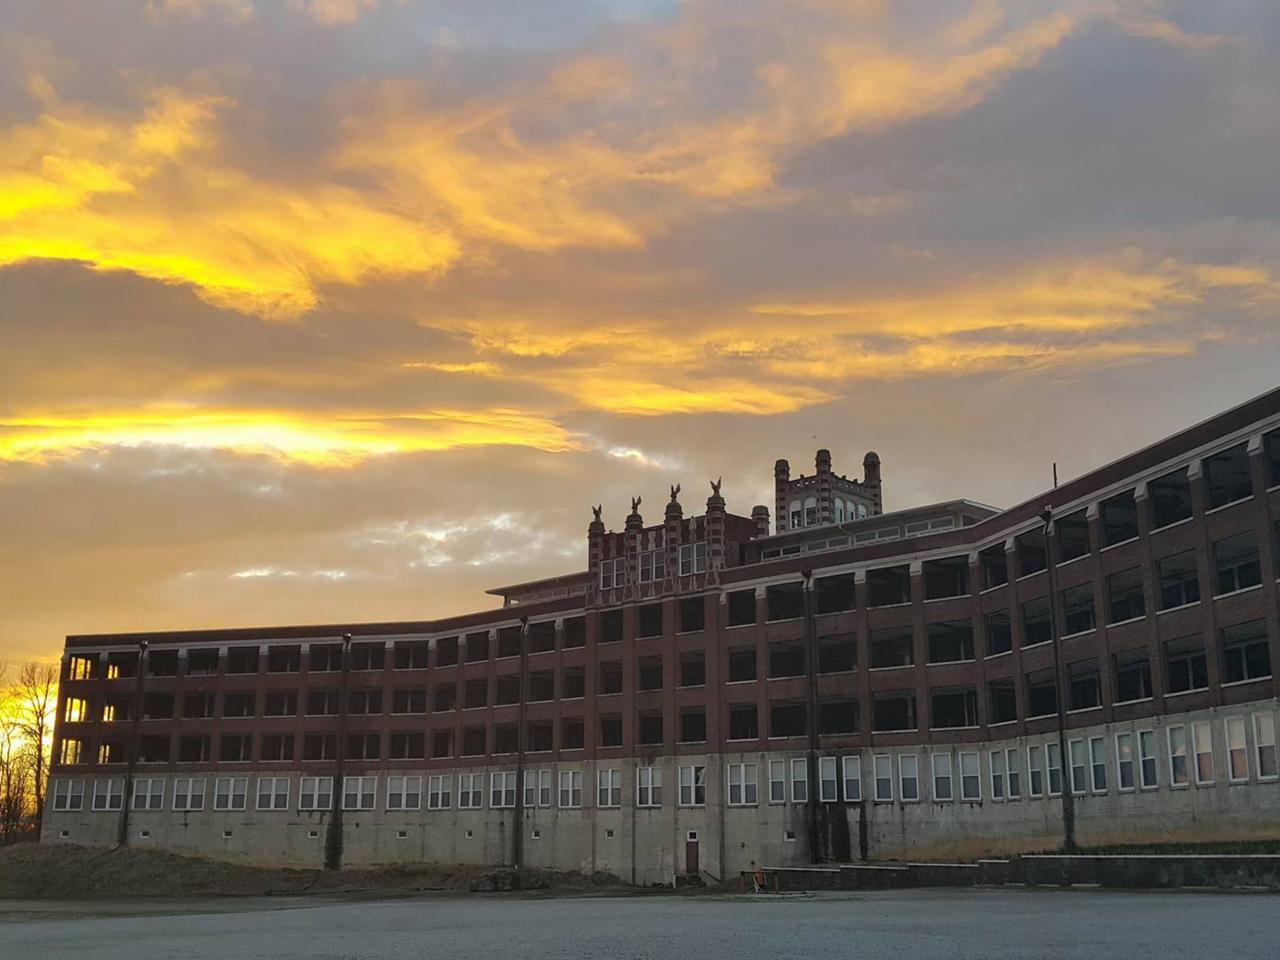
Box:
[15,663,58,820]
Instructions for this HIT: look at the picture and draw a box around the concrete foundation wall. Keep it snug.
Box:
[43,698,1280,884]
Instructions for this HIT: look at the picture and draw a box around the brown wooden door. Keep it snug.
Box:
[685,838,699,875]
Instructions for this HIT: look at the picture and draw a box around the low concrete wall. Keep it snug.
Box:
[1020,855,1280,890]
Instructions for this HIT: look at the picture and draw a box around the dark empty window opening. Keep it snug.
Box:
[979,543,1009,589]
[729,703,758,740]
[392,687,427,714]
[147,650,178,677]
[464,632,489,663]
[266,646,300,674]
[869,627,914,668]
[766,582,805,621]
[529,621,557,653]
[1056,510,1091,563]
[599,713,623,747]
[923,556,969,600]
[679,651,706,687]
[561,718,585,750]
[872,692,917,731]
[394,642,429,669]
[988,678,1017,724]
[817,635,856,673]
[638,712,664,745]
[679,596,706,633]
[345,733,379,760]
[1107,568,1146,623]
[563,617,586,649]
[1149,468,1193,529]
[930,688,978,728]
[433,682,458,712]
[1021,597,1051,647]
[1214,532,1261,595]
[497,626,523,659]
[599,661,623,695]
[728,647,757,682]
[638,656,663,691]
[867,566,911,607]
[350,644,384,671]
[1068,659,1101,711]
[495,675,521,706]
[1016,529,1047,577]
[1266,429,1280,488]
[814,574,855,614]
[436,636,459,666]
[226,648,258,675]
[1164,636,1205,702]
[461,727,486,757]
[1204,443,1252,509]
[309,644,341,672]
[464,678,488,709]
[985,610,1013,656]
[600,610,625,644]
[1101,490,1139,547]
[770,701,807,738]
[178,735,211,763]
[493,725,518,754]
[143,692,174,720]
[727,589,757,626]
[187,649,219,676]
[819,699,858,734]
[637,603,664,638]
[527,672,554,702]
[1062,583,1095,635]
[678,708,706,743]
[431,730,453,758]
[926,620,974,663]
[1221,620,1271,684]
[561,666,585,700]
[222,692,255,718]
[1025,669,1057,718]
[1113,649,1152,702]
[1158,550,1201,609]
[527,723,553,752]
[768,641,805,678]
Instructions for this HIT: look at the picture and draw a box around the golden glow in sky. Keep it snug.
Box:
[0,0,1277,661]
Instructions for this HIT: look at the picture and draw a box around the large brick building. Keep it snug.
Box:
[43,388,1280,882]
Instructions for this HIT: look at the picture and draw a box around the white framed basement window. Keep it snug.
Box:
[132,777,164,811]
[52,778,85,812]
[387,775,422,811]
[726,762,757,806]
[1225,717,1249,783]
[256,776,290,810]
[214,777,248,811]
[1138,730,1158,789]
[873,754,892,802]
[678,765,705,807]
[789,758,808,803]
[768,760,786,804]
[636,766,662,807]
[1115,732,1135,792]
[92,778,124,812]
[1005,748,1022,799]
[524,769,552,808]
[172,777,205,812]
[427,774,451,810]
[1255,712,1278,780]
[959,752,981,801]
[818,757,838,802]
[559,769,583,808]
[457,773,483,809]
[1027,745,1044,798]
[299,776,332,811]
[898,754,919,802]
[491,771,516,809]
[931,753,953,801]
[841,756,861,802]
[989,750,1006,801]
[597,769,622,808]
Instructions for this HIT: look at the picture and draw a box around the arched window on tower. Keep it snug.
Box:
[789,500,802,530]
[834,498,845,523]
[804,496,818,527]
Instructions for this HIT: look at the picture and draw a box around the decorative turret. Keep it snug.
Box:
[863,451,883,513]
[625,495,644,533]
[751,505,771,537]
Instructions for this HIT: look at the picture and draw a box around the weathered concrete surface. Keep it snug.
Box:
[1021,855,1280,889]
[3,889,1280,960]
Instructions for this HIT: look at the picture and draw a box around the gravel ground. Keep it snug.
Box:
[3,888,1279,960]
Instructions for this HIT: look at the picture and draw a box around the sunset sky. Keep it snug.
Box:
[2,1,1279,664]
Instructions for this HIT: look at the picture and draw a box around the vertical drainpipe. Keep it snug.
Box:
[325,632,352,871]
[513,614,529,877]
[1042,510,1077,852]
[117,639,148,847]
[801,567,821,865]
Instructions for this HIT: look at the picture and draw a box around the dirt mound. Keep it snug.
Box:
[0,844,615,900]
